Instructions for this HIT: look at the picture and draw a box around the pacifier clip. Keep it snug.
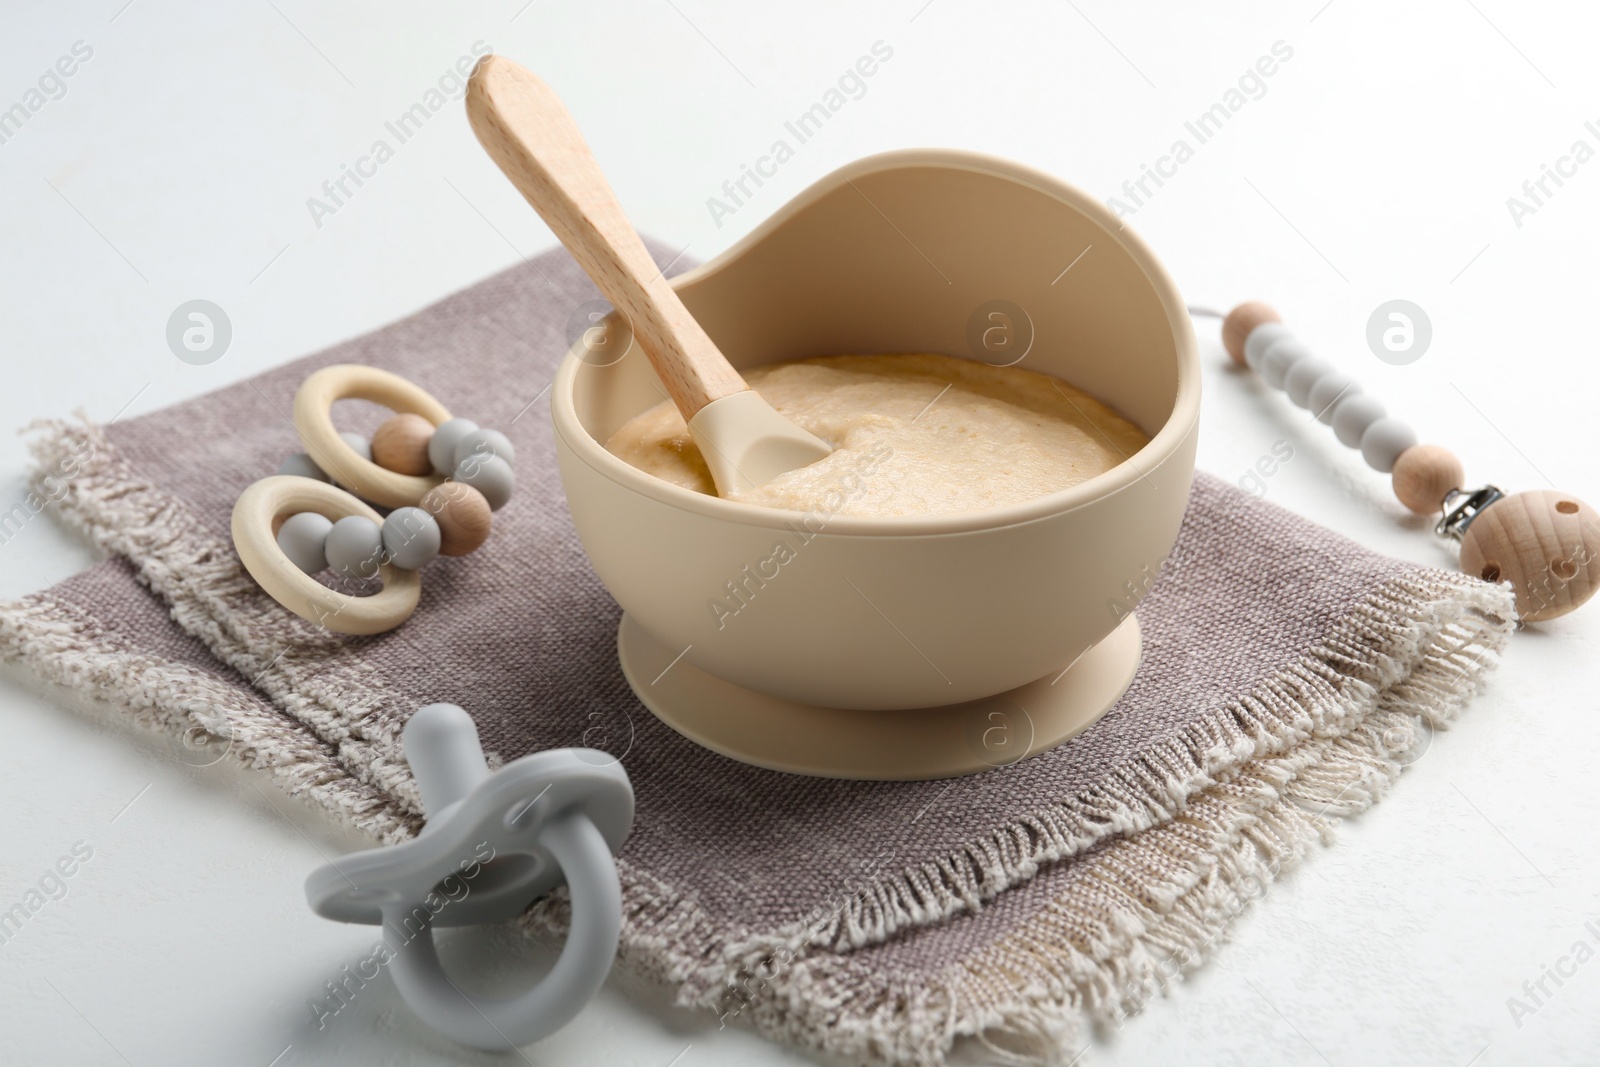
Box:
[1201,301,1597,623]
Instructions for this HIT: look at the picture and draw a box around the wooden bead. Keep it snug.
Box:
[420,482,493,556]
[1459,490,1600,622]
[1222,301,1281,366]
[1391,444,1463,514]
[371,413,437,475]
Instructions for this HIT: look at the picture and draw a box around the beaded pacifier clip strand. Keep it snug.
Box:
[232,365,516,635]
[1210,302,1598,622]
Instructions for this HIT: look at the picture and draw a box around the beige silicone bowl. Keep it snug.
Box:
[552,149,1198,716]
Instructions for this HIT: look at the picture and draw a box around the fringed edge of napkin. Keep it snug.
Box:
[0,590,406,834]
[3,415,1517,1067]
[2,416,427,843]
[679,571,1515,1065]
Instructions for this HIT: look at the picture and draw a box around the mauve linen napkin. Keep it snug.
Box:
[1,247,1515,1066]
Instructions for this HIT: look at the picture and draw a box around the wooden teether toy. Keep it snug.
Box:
[1218,301,1599,622]
[305,702,633,1049]
[233,366,515,634]
[281,364,515,514]
[233,475,423,635]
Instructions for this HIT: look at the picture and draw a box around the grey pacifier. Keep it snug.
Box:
[304,703,633,1049]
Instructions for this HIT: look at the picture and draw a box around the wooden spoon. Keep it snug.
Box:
[465,56,832,497]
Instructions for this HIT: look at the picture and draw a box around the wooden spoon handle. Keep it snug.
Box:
[466,56,746,418]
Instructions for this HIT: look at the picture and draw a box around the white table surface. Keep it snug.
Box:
[2,2,1597,1064]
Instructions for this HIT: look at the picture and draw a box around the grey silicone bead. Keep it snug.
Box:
[1309,372,1362,424]
[277,511,332,574]
[340,431,373,462]
[1332,393,1387,448]
[381,507,442,570]
[1284,358,1333,409]
[454,454,514,511]
[1244,322,1293,371]
[325,515,384,581]
[429,417,479,475]
[277,453,330,482]
[454,427,515,468]
[1260,338,1312,390]
[1360,417,1419,474]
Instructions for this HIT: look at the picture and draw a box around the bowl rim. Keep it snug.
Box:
[551,147,1200,537]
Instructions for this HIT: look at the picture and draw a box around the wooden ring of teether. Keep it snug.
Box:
[294,365,452,508]
[232,475,421,635]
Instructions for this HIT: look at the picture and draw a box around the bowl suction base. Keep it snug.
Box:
[616,613,1141,781]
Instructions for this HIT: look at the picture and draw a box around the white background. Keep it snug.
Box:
[2,2,1597,1064]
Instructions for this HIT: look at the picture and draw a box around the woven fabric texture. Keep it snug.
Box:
[0,247,1515,1065]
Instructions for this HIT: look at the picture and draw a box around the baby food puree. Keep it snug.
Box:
[605,353,1149,517]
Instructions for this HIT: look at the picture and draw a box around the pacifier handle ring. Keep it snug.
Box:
[380,805,622,1050]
